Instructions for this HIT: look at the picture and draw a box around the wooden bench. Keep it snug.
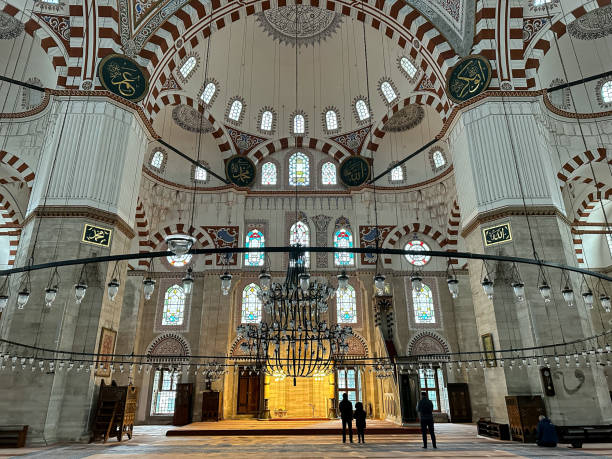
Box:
[477,419,510,441]
[0,425,28,448]
[556,425,612,448]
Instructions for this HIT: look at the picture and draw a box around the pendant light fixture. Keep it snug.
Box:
[74,264,88,304]
[446,263,459,299]
[537,266,551,303]
[165,234,195,256]
[143,277,156,300]
[374,273,386,292]
[17,270,31,309]
[509,263,525,301]
[107,261,121,302]
[337,271,349,290]
[182,267,194,294]
[259,268,271,292]
[480,261,494,300]
[0,276,10,310]
[560,270,574,307]
[44,267,60,308]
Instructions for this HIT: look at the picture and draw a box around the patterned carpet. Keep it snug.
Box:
[7,423,612,458]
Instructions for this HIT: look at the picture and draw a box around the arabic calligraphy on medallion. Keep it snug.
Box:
[226,155,256,187]
[339,156,370,187]
[82,223,112,248]
[446,55,492,104]
[98,54,149,102]
[482,222,512,247]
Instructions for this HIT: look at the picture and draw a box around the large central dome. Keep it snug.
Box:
[256,5,342,47]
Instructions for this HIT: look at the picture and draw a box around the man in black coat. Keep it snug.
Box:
[417,392,437,449]
[339,393,354,443]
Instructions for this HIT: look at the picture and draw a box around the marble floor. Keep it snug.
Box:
[3,423,612,458]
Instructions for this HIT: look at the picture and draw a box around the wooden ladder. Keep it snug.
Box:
[93,400,119,443]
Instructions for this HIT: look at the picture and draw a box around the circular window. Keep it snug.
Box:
[167,254,192,267]
[404,240,431,266]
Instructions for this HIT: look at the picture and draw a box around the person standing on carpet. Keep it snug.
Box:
[354,402,366,443]
[417,392,437,449]
[339,393,354,443]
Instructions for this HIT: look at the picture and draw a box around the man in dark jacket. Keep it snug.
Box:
[417,392,436,449]
[339,393,354,443]
[536,415,558,447]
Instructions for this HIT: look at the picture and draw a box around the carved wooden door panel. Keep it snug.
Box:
[447,383,472,422]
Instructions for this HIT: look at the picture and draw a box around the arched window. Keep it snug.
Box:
[245,229,265,267]
[391,165,403,182]
[194,166,207,181]
[151,150,164,169]
[355,99,370,121]
[162,285,186,326]
[602,81,612,104]
[260,110,274,131]
[432,150,446,168]
[337,284,357,324]
[261,162,277,185]
[293,114,305,134]
[334,228,354,266]
[380,81,397,103]
[228,99,243,121]
[179,56,197,78]
[289,152,310,186]
[290,221,310,267]
[399,56,417,79]
[167,254,192,267]
[413,284,435,324]
[200,82,216,104]
[404,239,431,266]
[321,161,337,185]
[241,283,262,323]
[325,110,338,131]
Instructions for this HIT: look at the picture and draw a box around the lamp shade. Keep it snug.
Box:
[107,279,120,301]
[165,234,195,256]
[45,287,58,307]
[143,277,156,300]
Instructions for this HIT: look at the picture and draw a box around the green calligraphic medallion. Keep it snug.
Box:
[482,222,512,247]
[446,55,492,104]
[226,155,256,187]
[98,54,149,102]
[339,156,370,187]
[82,223,112,248]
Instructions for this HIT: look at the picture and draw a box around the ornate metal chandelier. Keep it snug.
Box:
[236,247,353,382]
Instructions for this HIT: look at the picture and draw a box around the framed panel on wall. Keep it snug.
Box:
[481,333,497,368]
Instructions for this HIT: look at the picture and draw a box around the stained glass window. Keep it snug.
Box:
[321,162,337,185]
[162,285,186,326]
[334,228,354,266]
[602,81,612,104]
[194,166,207,181]
[179,56,197,78]
[433,150,446,168]
[355,99,370,121]
[245,229,264,266]
[325,110,338,131]
[151,370,179,415]
[151,150,164,169]
[391,165,403,182]
[201,82,216,104]
[241,283,262,323]
[261,162,277,185]
[228,99,243,121]
[337,284,357,323]
[381,81,397,103]
[400,56,417,78]
[167,254,192,267]
[261,111,273,131]
[404,240,431,266]
[290,221,310,267]
[533,0,552,5]
[413,284,435,324]
[293,114,305,134]
[289,152,310,186]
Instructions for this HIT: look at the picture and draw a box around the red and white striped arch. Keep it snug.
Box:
[524,0,610,89]
[0,1,70,85]
[0,151,35,188]
[138,223,215,268]
[556,147,609,190]
[247,136,352,164]
[147,92,234,155]
[362,94,445,155]
[572,186,612,266]
[125,0,460,117]
[381,222,450,266]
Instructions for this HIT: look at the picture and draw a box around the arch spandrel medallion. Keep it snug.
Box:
[339,156,370,187]
[225,155,257,187]
[445,55,492,104]
[98,54,149,102]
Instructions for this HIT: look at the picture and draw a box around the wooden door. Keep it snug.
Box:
[237,371,261,414]
[447,383,472,422]
[173,383,193,426]
[202,391,222,421]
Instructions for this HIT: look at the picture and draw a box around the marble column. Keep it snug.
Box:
[0,97,148,443]
[449,99,612,425]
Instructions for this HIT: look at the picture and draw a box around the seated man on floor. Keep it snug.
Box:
[536,415,558,447]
